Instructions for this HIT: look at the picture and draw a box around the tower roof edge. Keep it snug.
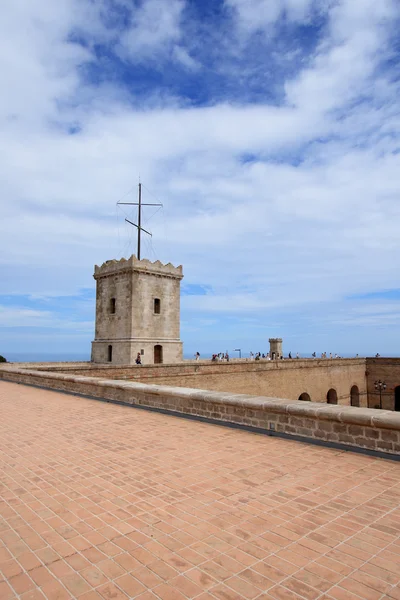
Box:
[94,255,183,279]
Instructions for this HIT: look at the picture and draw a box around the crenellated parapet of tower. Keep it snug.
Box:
[94,255,183,280]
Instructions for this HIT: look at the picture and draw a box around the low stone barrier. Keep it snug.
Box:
[1,366,400,457]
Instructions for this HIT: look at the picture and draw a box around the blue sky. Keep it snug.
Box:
[1,0,400,359]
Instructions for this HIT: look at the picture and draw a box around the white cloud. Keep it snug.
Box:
[0,306,93,331]
[225,0,319,32]
[285,0,397,112]
[116,0,185,62]
[172,45,201,71]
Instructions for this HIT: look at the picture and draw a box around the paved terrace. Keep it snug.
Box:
[1,382,400,600]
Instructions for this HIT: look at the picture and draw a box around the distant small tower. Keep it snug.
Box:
[269,338,283,360]
[91,255,183,365]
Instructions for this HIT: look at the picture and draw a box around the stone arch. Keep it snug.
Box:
[327,388,338,404]
[298,393,311,401]
[395,386,400,412]
[350,385,360,407]
[154,345,163,364]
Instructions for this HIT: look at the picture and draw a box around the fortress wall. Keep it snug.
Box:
[366,358,400,410]
[0,365,399,457]
[34,358,367,407]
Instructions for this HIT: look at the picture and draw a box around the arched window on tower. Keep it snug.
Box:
[154,345,163,364]
[154,298,161,314]
[109,298,116,314]
[298,393,311,401]
[108,345,113,363]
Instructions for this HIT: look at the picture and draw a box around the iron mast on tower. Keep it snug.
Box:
[118,182,162,260]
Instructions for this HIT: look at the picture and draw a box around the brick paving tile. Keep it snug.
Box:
[9,572,36,595]
[35,547,60,566]
[168,574,203,597]
[17,551,42,571]
[297,564,340,588]
[282,576,321,600]
[20,590,46,600]
[135,592,159,600]
[131,565,163,588]
[78,592,104,600]
[148,559,178,581]
[327,585,367,600]
[48,558,75,578]
[223,575,262,598]
[386,587,400,600]
[96,582,128,599]
[0,580,16,599]
[1,381,400,600]
[96,541,121,557]
[82,547,107,564]
[29,566,55,587]
[65,553,92,571]
[153,582,188,600]
[80,565,109,587]
[113,573,146,596]
[339,577,383,600]
[210,584,244,600]
[60,572,91,596]
[185,567,218,589]
[0,559,23,578]
[225,547,258,567]
[267,584,305,600]
[39,579,71,600]
[97,558,126,579]
[200,559,232,581]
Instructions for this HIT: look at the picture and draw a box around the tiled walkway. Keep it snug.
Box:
[1,382,400,600]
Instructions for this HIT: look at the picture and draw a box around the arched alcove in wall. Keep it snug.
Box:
[395,386,400,412]
[350,385,360,407]
[298,393,311,401]
[327,388,338,404]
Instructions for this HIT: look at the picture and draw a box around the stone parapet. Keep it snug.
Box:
[94,255,183,280]
[1,365,399,457]
[29,357,368,406]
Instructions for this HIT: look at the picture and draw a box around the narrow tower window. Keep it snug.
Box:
[108,345,113,362]
[154,298,160,314]
[110,298,116,314]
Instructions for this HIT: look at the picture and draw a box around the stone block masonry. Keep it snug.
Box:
[366,357,400,410]
[1,364,400,457]
[38,357,369,407]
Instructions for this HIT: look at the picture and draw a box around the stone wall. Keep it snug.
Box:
[1,365,399,457]
[38,358,368,407]
[366,358,400,410]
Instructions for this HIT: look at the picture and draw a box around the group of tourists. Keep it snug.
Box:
[211,352,230,361]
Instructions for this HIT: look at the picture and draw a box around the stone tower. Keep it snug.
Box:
[91,255,183,365]
[269,338,283,359]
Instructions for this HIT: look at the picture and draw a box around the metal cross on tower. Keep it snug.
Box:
[118,183,162,260]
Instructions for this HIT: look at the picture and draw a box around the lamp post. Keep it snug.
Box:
[374,380,386,409]
[234,349,241,359]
